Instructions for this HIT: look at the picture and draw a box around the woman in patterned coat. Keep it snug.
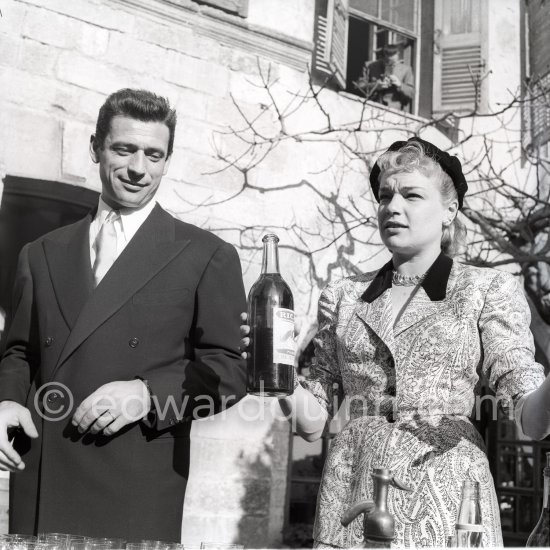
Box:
[261,136,550,548]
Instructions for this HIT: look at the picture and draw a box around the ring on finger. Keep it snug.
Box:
[103,410,116,422]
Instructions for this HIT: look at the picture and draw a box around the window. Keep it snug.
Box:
[313,0,488,118]
[193,0,249,17]
[314,0,420,113]
[522,0,550,152]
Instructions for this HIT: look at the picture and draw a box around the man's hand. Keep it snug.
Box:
[239,312,250,360]
[388,74,402,88]
[0,401,38,472]
[239,311,300,360]
[71,380,151,436]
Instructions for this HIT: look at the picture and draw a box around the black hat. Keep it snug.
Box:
[369,137,468,209]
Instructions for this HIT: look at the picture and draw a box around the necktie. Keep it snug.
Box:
[93,210,120,286]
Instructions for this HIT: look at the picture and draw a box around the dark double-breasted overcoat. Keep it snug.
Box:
[0,204,247,539]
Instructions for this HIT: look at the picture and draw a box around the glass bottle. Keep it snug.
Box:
[246,234,295,396]
[455,480,484,548]
[526,453,550,546]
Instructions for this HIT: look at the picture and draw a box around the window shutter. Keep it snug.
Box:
[433,0,486,112]
[314,0,349,89]
[525,0,550,149]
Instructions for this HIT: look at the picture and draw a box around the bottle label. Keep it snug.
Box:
[273,308,296,366]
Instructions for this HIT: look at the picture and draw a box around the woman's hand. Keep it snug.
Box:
[239,312,250,360]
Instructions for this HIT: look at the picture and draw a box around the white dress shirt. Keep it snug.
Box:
[89,196,157,268]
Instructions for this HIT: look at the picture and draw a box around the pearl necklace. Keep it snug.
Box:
[392,271,428,286]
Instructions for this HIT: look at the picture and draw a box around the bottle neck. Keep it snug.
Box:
[261,236,280,275]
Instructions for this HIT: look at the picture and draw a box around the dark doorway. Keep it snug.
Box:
[0,177,99,320]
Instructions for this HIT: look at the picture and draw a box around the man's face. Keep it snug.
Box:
[383,52,399,66]
[90,116,171,209]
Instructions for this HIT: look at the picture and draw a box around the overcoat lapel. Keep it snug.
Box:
[43,213,95,330]
[54,205,190,373]
[355,288,395,357]
[355,253,454,351]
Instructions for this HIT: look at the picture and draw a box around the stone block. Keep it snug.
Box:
[165,52,229,98]
[20,0,135,33]
[267,507,285,545]
[234,516,271,548]
[68,88,107,123]
[0,484,7,535]
[0,32,21,69]
[219,47,277,77]
[228,71,272,106]
[20,7,108,55]
[180,514,241,546]
[135,19,194,53]
[107,34,170,75]
[177,33,221,63]
[2,72,106,123]
[61,120,96,183]
[174,88,208,122]
[173,118,221,156]
[57,51,133,95]
[167,149,244,195]
[183,478,271,517]
[77,24,110,57]
[1,0,28,33]
[18,37,59,77]
[189,434,281,482]
[0,106,62,180]
[22,8,77,49]
[205,96,268,132]
[191,397,286,440]
[0,66,59,109]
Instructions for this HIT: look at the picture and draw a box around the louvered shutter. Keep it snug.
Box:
[314,0,349,89]
[433,0,486,112]
[525,0,550,149]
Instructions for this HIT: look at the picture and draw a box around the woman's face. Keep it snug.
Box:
[377,169,455,256]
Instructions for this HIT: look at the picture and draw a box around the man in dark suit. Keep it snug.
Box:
[0,89,247,539]
[354,44,415,111]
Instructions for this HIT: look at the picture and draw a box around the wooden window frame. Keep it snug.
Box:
[194,0,249,18]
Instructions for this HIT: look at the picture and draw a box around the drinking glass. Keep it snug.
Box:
[88,540,125,550]
[38,534,72,550]
[200,544,243,550]
[3,536,40,550]
[9,542,45,550]
[137,542,182,550]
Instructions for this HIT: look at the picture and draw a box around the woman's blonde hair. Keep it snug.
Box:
[375,141,466,256]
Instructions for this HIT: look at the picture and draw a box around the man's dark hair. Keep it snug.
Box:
[382,44,399,57]
[94,88,177,156]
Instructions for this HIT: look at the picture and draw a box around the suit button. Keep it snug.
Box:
[45,337,54,347]
[169,418,176,426]
[129,337,140,348]
[47,391,61,404]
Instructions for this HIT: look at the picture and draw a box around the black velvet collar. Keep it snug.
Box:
[361,252,453,303]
